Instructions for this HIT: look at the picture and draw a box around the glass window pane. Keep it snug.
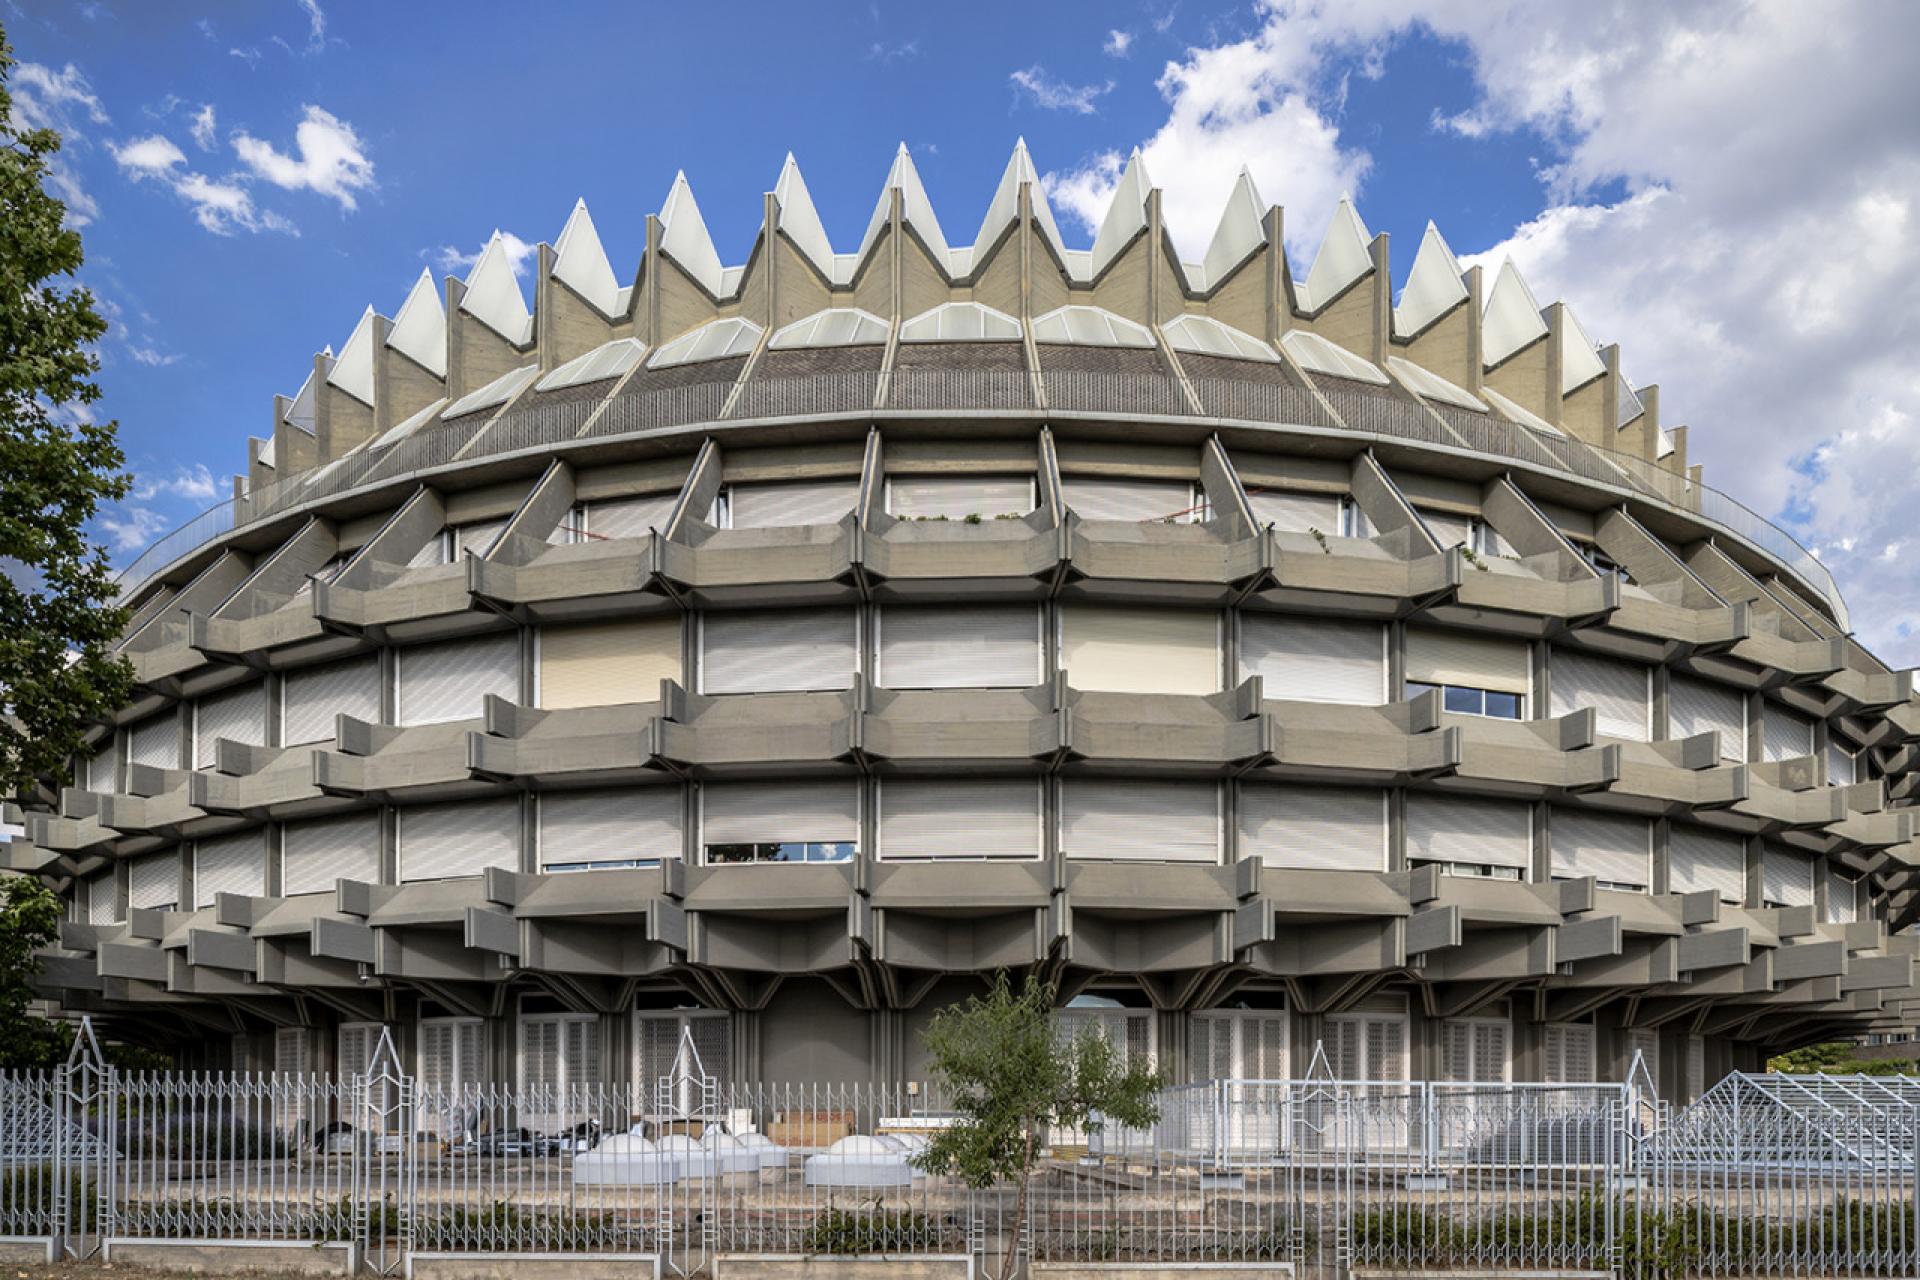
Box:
[1484,691,1522,719]
[1444,685,1483,715]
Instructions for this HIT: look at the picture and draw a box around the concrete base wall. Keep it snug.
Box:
[1034,1265,1294,1279]
[407,1252,661,1280]
[1351,1272,1607,1279]
[716,1255,974,1280]
[0,1238,55,1266]
[102,1238,356,1275]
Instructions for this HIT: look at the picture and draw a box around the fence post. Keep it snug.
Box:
[55,1016,110,1259]
[353,1027,413,1276]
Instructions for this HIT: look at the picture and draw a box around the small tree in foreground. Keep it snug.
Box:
[915,971,1162,1279]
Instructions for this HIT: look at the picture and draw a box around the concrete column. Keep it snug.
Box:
[1463,265,1485,394]
[1368,233,1390,367]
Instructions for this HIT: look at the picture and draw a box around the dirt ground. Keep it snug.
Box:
[13,1265,326,1280]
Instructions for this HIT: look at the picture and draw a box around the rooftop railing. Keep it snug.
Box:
[112,367,1847,630]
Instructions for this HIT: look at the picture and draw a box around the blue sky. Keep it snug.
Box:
[11,1,1920,661]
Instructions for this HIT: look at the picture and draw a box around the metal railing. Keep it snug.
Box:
[111,368,1847,629]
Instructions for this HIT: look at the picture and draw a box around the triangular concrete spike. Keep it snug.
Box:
[1482,257,1550,367]
[461,230,532,344]
[1557,303,1608,394]
[1090,147,1153,278]
[860,142,950,265]
[326,305,377,405]
[658,171,727,297]
[387,266,447,378]
[1299,196,1373,311]
[773,153,836,280]
[978,137,1065,265]
[1394,220,1470,336]
[1198,167,1268,289]
[552,198,622,319]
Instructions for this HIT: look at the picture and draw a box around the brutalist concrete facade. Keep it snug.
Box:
[13,148,1920,1102]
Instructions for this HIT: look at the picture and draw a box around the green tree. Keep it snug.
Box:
[0,27,133,798]
[1767,1040,1909,1076]
[0,874,67,1068]
[916,972,1162,1280]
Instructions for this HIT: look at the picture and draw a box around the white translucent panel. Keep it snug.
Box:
[372,398,447,449]
[1482,259,1549,367]
[1090,150,1151,279]
[1280,329,1389,384]
[1030,305,1155,349]
[386,267,447,377]
[1297,198,1373,312]
[1161,313,1279,362]
[552,199,625,318]
[860,143,951,271]
[1387,356,1486,411]
[282,361,323,434]
[1394,221,1469,335]
[972,140,1068,276]
[767,308,889,350]
[460,231,534,345]
[536,338,645,392]
[1192,168,1267,292]
[774,154,840,283]
[899,301,1022,342]
[1479,385,1563,436]
[1657,428,1678,458]
[326,306,378,405]
[441,364,537,420]
[648,317,763,369]
[1558,305,1608,394]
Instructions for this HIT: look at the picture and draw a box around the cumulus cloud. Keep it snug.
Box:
[110,133,294,236]
[1009,65,1115,115]
[133,464,217,501]
[99,507,170,553]
[428,232,537,279]
[231,105,374,211]
[1056,0,1920,662]
[11,61,109,226]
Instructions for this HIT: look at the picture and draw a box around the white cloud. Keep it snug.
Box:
[133,464,216,501]
[428,232,537,279]
[1009,65,1115,115]
[127,345,182,368]
[12,61,109,227]
[190,103,217,150]
[110,134,187,177]
[111,133,294,236]
[230,46,262,67]
[99,507,169,553]
[1104,29,1134,57]
[867,39,919,63]
[231,104,374,211]
[297,0,327,52]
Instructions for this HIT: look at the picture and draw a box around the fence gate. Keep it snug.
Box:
[55,1020,115,1259]
[352,1028,413,1275]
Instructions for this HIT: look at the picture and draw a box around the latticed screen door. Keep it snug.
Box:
[521,1013,600,1131]
[1440,1018,1511,1082]
[637,1012,731,1116]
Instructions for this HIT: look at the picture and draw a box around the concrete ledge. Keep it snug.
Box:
[406,1251,661,1280]
[1350,1272,1607,1279]
[102,1238,356,1275]
[1034,1265,1293,1279]
[716,1254,973,1279]
[0,1237,56,1265]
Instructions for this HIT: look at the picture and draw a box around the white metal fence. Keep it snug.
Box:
[4,1025,1915,1278]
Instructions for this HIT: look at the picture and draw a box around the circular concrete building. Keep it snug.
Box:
[18,146,1919,1100]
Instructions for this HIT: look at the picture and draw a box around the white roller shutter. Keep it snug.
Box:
[193,829,266,906]
[86,872,119,925]
[1549,810,1651,889]
[1247,489,1339,533]
[398,798,520,882]
[1670,826,1746,904]
[700,780,859,848]
[129,713,179,770]
[1406,794,1532,870]
[1405,629,1530,696]
[1670,675,1747,762]
[1062,778,1220,863]
[1419,509,1473,549]
[878,606,1040,689]
[397,633,521,725]
[282,812,381,896]
[1549,649,1650,741]
[1065,476,1196,523]
[539,787,683,869]
[87,740,117,792]
[453,519,508,558]
[699,608,856,694]
[1239,614,1384,704]
[1236,783,1386,870]
[1761,704,1816,763]
[129,849,181,910]
[888,475,1034,519]
[1060,605,1220,695]
[194,681,267,769]
[727,480,858,529]
[588,493,678,540]
[1827,868,1861,924]
[878,778,1042,860]
[284,655,382,746]
[408,533,450,568]
[1761,845,1815,908]
[539,617,681,708]
[1827,740,1858,787]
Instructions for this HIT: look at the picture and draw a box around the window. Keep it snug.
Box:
[716,480,858,529]
[284,655,381,746]
[1418,508,1510,557]
[1406,682,1524,719]
[1327,1002,1408,1082]
[1549,810,1652,893]
[1576,542,1632,583]
[1760,702,1816,763]
[876,606,1041,689]
[1404,629,1529,717]
[538,787,682,871]
[282,812,381,895]
[1190,1008,1289,1082]
[1056,998,1156,1067]
[396,634,520,725]
[1061,778,1221,863]
[129,850,180,912]
[1543,1022,1596,1084]
[699,780,858,865]
[397,799,520,882]
[699,608,858,694]
[1439,1016,1511,1082]
[519,1011,600,1131]
[1339,496,1371,539]
[1686,1036,1706,1101]
[1064,476,1205,524]
[1406,795,1532,880]
[1238,614,1386,704]
[1245,489,1338,534]
[193,681,267,769]
[538,618,681,709]
[1670,675,1747,763]
[1548,648,1651,741]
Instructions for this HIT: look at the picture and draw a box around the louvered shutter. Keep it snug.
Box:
[699,608,856,694]
[284,655,382,745]
[1761,704,1816,763]
[1247,489,1339,533]
[887,475,1034,519]
[878,778,1042,860]
[1549,811,1651,889]
[1060,605,1220,695]
[1405,794,1532,870]
[1477,1021,1511,1082]
[1242,1015,1289,1080]
[194,681,268,768]
[274,1027,311,1076]
[1441,1020,1507,1082]
[1065,477,1196,523]
[1236,783,1386,870]
[129,850,180,909]
[1331,1019,1362,1080]
[1189,1016,1233,1083]
[1670,826,1746,904]
[1686,1037,1706,1100]
[1549,649,1650,740]
[86,872,119,925]
[1404,629,1530,696]
[129,713,179,769]
[338,1023,381,1075]
[87,741,117,792]
[1440,1022,1473,1082]
[699,780,859,848]
[637,1015,685,1086]
[1629,1028,1660,1090]
[282,812,380,895]
[193,829,266,906]
[727,480,858,529]
[1056,1009,1155,1066]
[1239,614,1385,703]
[692,1015,730,1084]
[587,493,677,540]
[1826,869,1860,923]
[1545,1024,1595,1084]
[1827,740,1858,787]
[877,606,1040,688]
[1670,675,1747,762]
[1061,778,1219,862]
[418,1020,455,1093]
[539,617,681,708]
[1761,845,1815,908]
[420,1019,487,1092]
[1420,509,1473,549]
[565,1017,601,1087]
[539,787,683,868]
[453,519,508,558]
[521,1018,561,1093]
[397,633,520,725]
[398,798,520,882]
